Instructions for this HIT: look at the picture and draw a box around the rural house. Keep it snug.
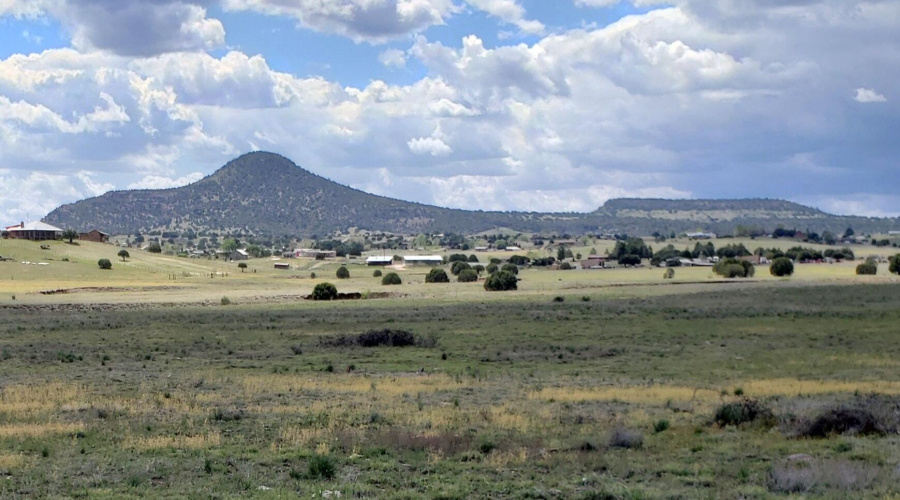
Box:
[5,221,63,241]
[366,256,393,266]
[294,249,337,259]
[402,255,443,266]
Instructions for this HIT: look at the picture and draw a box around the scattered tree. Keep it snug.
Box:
[484,270,518,291]
[713,258,754,278]
[381,272,402,286]
[769,257,794,277]
[311,282,338,301]
[97,259,112,270]
[486,263,499,274]
[451,261,471,276]
[617,254,642,266]
[62,229,78,244]
[221,238,239,252]
[373,269,383,277]
[117,249,129,262]
[559,262,573,270]
[501,263,519,275]
[238,262,247,272]
[507,255,530,266]
[467,254,479,263]
[336,266,350,279]
[148,243,162,253]
[425,268,449,283]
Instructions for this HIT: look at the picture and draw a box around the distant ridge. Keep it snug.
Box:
[44,152,900,236]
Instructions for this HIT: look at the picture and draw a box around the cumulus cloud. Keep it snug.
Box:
[0,1,225,56]
[221,0,459,43]
[128,172,205,190]
[464,0,544,35]
[378,48,408,68]
[408,136,453,156]
[854,87,887,103]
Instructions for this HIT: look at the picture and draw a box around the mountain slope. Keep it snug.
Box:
[44,152,900,237]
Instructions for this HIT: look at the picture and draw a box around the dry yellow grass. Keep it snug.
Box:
[0,453,27,470]
[124,432,222,451]
[0,422,85,438]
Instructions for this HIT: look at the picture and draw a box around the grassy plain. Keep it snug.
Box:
[0,238,899,498]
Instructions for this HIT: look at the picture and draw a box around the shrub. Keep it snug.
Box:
[507,255,530,265]
[486,263,499,274]
[450,261,471,276]
[97,258,112,270]
[559,262,573,270]
[448,254,468,263]
[467,254,479,263]
[373,269,382,277]
[322,329,425,348]
[457,269,478,283]
[663,268,675,279]
[552,296,564,303]
[714,398,775,427]
[310,272,316,279]
[501,263,519,275]
[770,257,794,277]
[484,270,518,291]
[219,296,231,306]
[381,272,402,286]
[890,254,900,275]
[856,259,878,275]
[147,242,162,253]
[473,264,485,275]
[654,420,670,433]
[801,407,887,438]
[307,455,336,480]
[311,282,338,301]
[608,428,643,449]
[714,258,754,278]
[617,254,642,266]
[336,266,350,279]
[425,268,449,283]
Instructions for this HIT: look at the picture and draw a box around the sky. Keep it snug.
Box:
[0,0,898,224]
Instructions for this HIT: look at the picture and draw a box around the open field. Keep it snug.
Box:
[1,239,900,498]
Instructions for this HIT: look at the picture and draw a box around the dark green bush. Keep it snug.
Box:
[381,272,402,285]
[457,269,478,282]
[307,455,336,480]
[484,270,518,291]
[714,258,755,278]
[856,259,878,275]
[97,258,112,270]
[311,282,338,301]
[890,254,900,275]
[451,261,471,276]
[373,269,382,277]
[425,268,449,283]
[336,266,350,279]
[486,263,499,274]
[770,257,794,277]
[714,398,775,427]
[501,263,519,275]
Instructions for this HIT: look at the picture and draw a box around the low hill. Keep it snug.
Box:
[44,152,900,237]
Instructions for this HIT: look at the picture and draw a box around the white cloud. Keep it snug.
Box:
[128,172,205,190]
[464,0,545,35]
[408,136,453,156]
[1,1,225,56]
[378,49,408,68]
[222,0,459,43]
[854,87,887,103]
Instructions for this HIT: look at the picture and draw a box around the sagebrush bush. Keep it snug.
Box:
[336,266,350,279]
[856,259,878,275]
[307,455,336,480]
[608,427,643,449]
[714,398,775,427]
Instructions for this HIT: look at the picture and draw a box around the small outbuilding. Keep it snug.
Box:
[274,262,291,270]
[229,249,250,261]
[403,255,443,266]
[366,256,393,266]
[79,229,109,243]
